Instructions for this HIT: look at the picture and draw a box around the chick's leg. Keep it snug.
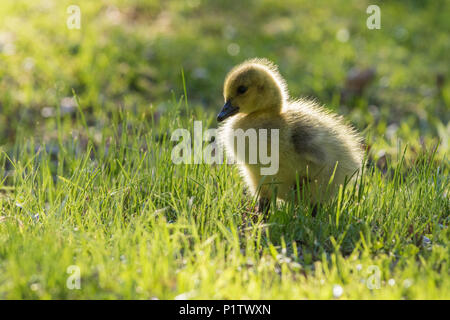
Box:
[311,203,319,217]
[257,197,270,215]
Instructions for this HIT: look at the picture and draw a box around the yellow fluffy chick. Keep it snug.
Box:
[217,58,364,212]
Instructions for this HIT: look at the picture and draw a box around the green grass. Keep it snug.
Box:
[0,0,449,299]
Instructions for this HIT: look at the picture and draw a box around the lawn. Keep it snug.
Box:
[0,0,448,299]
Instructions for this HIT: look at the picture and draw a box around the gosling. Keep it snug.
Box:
[217,58,364,213]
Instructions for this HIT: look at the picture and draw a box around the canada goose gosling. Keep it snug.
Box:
[217,58,364,213]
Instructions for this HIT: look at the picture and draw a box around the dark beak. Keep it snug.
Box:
[217,101,239,122]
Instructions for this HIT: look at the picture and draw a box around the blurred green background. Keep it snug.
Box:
[0,0,449,300]
[0,0,448,156]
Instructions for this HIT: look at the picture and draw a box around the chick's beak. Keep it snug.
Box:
[217,101,239,122]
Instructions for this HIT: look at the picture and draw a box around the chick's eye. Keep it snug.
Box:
[237,85,248,94]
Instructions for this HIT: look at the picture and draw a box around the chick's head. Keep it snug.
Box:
[218,59,287,122]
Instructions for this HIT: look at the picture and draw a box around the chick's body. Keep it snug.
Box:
[217,59,363,206]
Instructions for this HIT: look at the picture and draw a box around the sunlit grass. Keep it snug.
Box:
[0,99,448,299]
[0,0,448,299]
